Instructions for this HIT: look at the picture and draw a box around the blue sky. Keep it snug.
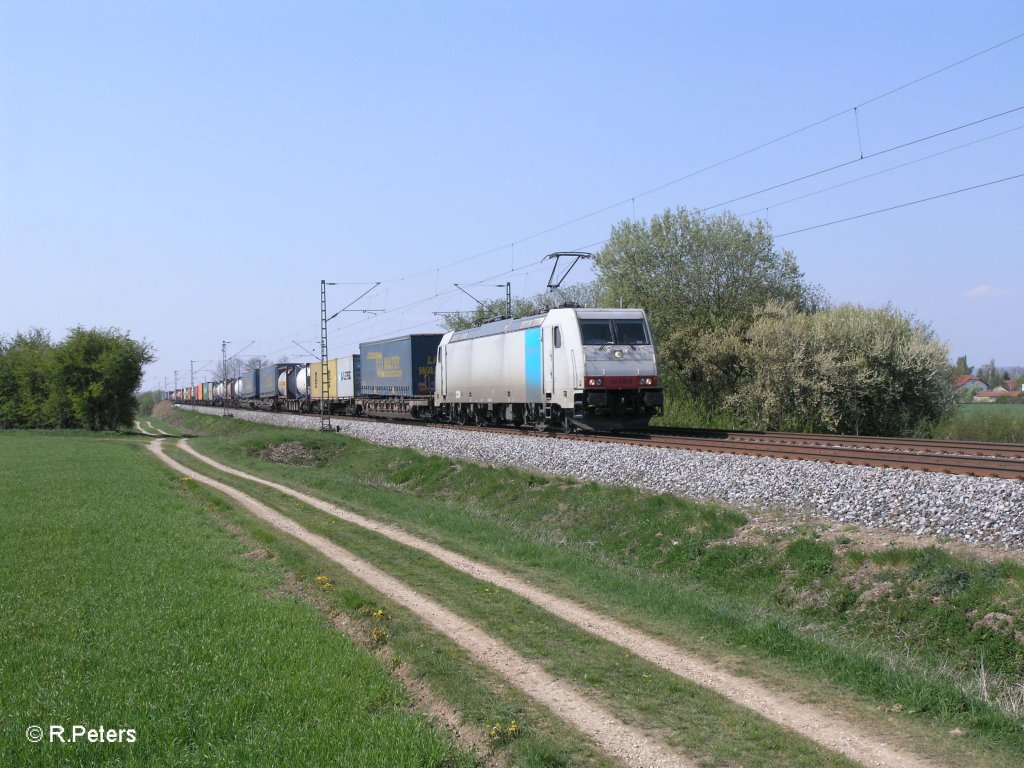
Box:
[2,1,1021,391]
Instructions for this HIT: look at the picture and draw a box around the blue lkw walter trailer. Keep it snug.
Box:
[359,334,443,398]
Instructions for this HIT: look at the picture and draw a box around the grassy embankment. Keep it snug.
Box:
[157,408,1024,768]
[0,430,473,767]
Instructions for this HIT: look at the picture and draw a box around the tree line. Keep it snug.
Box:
[6,210,959,437]
[0,327,153,431]
[444,207,958,436]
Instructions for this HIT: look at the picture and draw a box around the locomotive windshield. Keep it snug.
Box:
[579,319,650,346]
[614,320,649,345]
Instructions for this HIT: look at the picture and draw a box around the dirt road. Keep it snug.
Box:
[173,439,939,768]
[150,439,691,767]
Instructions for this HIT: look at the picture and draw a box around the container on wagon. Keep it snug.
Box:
[337,354,360,399]
[310,359,340,402]
[258,364,293,399]
[359,335,442,397]
[294,365,310,399]
[237,370,259,399]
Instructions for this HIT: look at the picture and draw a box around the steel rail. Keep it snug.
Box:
[197,406,1024,481]
[556,431,1024,480]
[635,427,1024,460]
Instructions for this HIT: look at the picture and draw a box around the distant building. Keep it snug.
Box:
[973,388,1022,403]
[954,374,987,392]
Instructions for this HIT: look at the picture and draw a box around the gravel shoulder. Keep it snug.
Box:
[171,434,940,768]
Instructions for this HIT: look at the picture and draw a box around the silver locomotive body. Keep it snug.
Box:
[435,307,663,431]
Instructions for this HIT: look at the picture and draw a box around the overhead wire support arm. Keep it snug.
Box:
[455,281,513,319]
[292,340,319,359]
[454,283,487,308]
[340,281,383,313]
[225,341,256,362]
[320,279,385,432]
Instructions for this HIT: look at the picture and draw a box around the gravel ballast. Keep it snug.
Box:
[183,406,1024,552]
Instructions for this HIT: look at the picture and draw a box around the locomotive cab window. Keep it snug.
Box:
[613,320,649,345]
[553,327,562,348]
[579,318,650,346]
[580,320,615,345]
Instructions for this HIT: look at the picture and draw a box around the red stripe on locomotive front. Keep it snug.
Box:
[584,376,659,389]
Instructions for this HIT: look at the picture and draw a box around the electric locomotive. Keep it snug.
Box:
[435,307,662,431]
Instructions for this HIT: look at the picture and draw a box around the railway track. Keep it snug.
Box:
[423,421,1024,480]
[196,406,1024,481]
[571,427,1024,480]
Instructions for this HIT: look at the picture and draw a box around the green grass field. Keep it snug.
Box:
[155,408,1024,768]
[0,430,470,767]
[7,411,1024,768]
[932,404,1024,443]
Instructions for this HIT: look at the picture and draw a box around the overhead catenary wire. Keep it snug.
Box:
[774,172,1024,238]
[267,33,1024,348]
[738,122,1024,218]
[703,104,1024,213]
[172,32,1024,380]
[256,258,554,362]
[297,99,1023,347]
[306,32,1024,296]
[569,171,1024,252]
[470,32,1024,256]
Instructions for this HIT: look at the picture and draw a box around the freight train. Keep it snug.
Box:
[173,307,663,431]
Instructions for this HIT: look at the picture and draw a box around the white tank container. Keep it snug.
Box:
[295,365,310,397]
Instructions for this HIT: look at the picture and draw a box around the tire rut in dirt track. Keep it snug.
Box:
[149,439,690,768]
[172,439,938,768]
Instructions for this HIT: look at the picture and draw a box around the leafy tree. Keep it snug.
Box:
[952,355,972,376]
[594,207,823,345]
[0,329,55,428]
[976,359,1000,388]
[725,303,957,435]
[49,327,154,430]
[595,207,823,419]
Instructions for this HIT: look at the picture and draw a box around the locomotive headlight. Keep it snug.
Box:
[587,377,603,387]
[596,378,603,386]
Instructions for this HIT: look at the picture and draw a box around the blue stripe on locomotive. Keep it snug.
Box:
[524,327,543,402]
